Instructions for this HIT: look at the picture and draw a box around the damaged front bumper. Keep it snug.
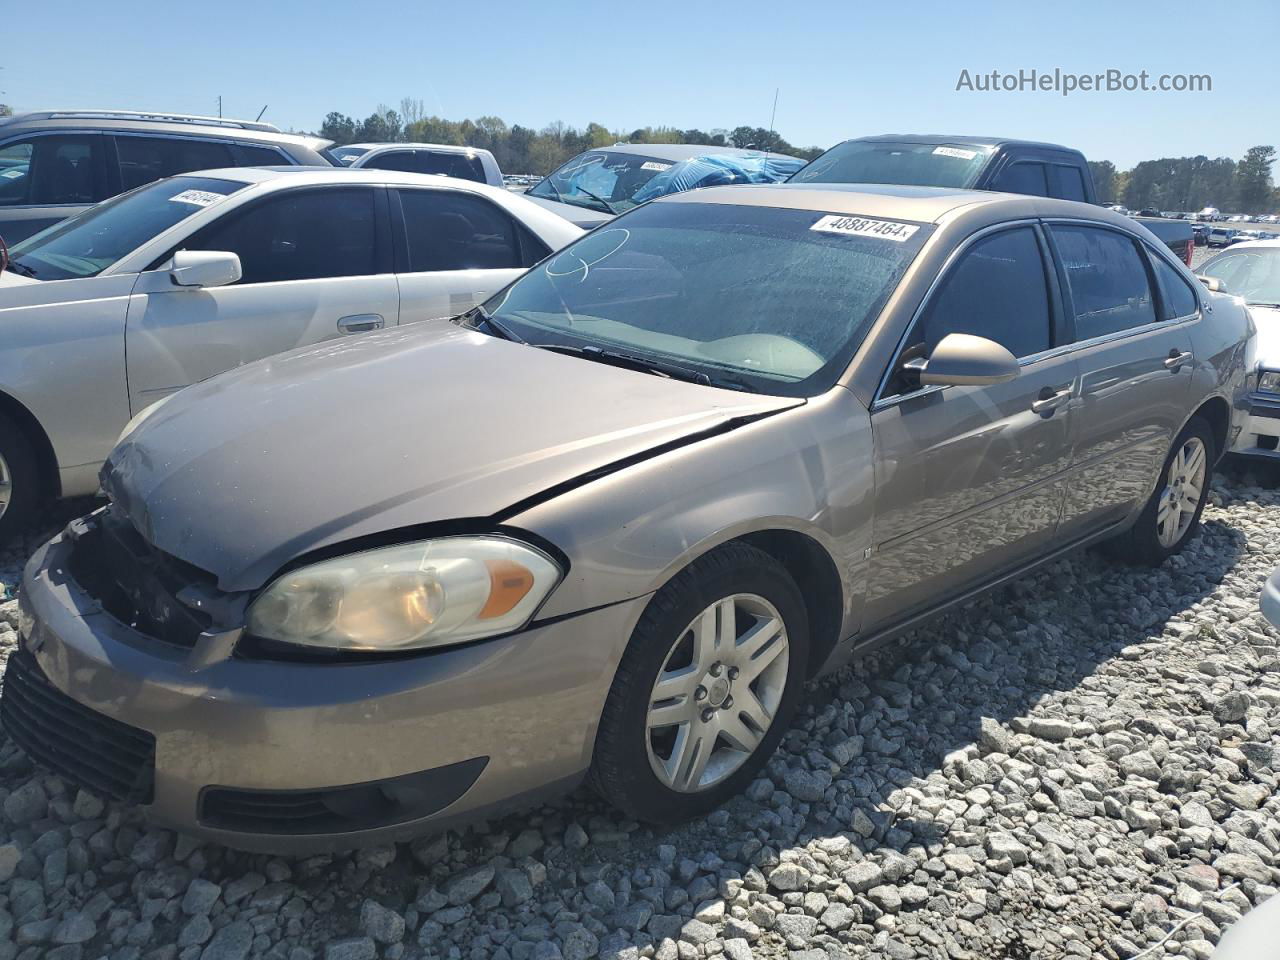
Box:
[8,519,647,853]
[1228,392,1280,460]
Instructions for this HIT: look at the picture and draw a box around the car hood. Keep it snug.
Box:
[523,195,614,229]
[1248,304,1280,361]
[102,322,802,592]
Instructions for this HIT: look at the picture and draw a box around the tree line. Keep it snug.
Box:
[318,104,1278,213]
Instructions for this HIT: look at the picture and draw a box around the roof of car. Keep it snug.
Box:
[842,133,1081,154]
[660,181,1116,226]
[343,142,495,157]
[1216,239,1280,250]
[588,143,795,162]
[175,165,512,193]
[0,110,333,153]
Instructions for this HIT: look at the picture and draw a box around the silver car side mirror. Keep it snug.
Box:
[909,332,1021,387]
[1195,274,1225,293]
[169,250,242,289]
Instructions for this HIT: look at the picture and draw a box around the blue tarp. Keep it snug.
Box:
[631,153,806,204]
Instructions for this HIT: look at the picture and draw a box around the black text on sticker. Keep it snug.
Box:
[810,215,919,242]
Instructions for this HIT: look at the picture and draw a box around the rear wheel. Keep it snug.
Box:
[589,542,808,823]
[1106,416,1213,565]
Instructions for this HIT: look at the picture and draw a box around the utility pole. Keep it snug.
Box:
[217,96,222,118]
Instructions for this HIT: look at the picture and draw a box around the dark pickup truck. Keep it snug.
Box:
[790,135,1194,266]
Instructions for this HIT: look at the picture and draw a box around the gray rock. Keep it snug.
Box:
[52,913,96,945]
[768,863,811,891]
[496,868,534,906]
[199,921,254,960]
[562,927,599,960]
[1027,717,1073,742]
[977,717,1012,755]
[360,900,405,944]
[564,823,589,850]
[1213,691,1251,723]
[3,781,47,825]
[323,938,376,960]
[445,864,496,905]
[783,769,830,802]
[722,939,754,960]
[843,861,883,892]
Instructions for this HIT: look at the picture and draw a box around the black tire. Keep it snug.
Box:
[1105,416,1214,566]
[589,541,809,824]
[0,413,40,545]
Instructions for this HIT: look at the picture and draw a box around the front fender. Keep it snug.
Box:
[511,388,875,647]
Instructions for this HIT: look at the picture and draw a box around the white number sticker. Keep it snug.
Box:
[933,146,978,161]
[168,189,223,207]
[640,161,673,172]
[0,168,23,180]
[810,214,920,242]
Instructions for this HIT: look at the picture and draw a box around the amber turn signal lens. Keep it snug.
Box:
[479,558,536,619]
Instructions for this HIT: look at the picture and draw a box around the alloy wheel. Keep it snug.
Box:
[1156,436,1207,548]
[645,593,789,793]
[0,451,10,521]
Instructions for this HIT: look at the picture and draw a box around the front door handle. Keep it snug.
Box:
[337,314,385,334]
[1031,386,1072,415]
[1165,350,1193,371]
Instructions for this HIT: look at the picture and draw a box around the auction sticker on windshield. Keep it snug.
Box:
[640,161,673,172]
[168,189,224,207]
[933,146,978,161]
[810,214,920,242]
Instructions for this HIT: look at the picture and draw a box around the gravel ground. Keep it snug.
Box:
[0,465,1277,960]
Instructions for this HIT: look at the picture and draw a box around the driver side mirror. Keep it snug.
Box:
[1195,274,1225,293]
[904,332,1020,387]
[169,250,241,288]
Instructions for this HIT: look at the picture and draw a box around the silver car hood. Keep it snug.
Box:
[102,322,801,591]
[523,195,614,229]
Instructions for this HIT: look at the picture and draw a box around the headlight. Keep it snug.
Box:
[246,536,562,652]
[1259,371,1280,394]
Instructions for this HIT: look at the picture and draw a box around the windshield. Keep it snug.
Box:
[7,176,244,282]
[528,151,679,214]
[1201,247,1280,306]
[790,140,994,188]
[330,146,371,166]
[479,201,932,397]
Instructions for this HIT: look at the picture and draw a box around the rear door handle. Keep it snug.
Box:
[337,314,384,334]
[1031,386,1072,415]
[1165,350,1193,370]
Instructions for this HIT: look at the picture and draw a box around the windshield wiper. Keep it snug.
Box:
[1248,301,1280,308]
[570,186,617,215]
[531,343,720,386]
[459,305,526,343]
[4,259,36,278]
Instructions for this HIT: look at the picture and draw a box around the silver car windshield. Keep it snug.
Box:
[1201,248,1280,306]
[7,176,245,282]
[482,201,932,397]
[791,140,994,188]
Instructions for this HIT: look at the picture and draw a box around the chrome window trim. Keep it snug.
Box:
[871,218,1042,410]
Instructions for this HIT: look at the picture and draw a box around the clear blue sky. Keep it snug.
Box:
[7,0,1277,169]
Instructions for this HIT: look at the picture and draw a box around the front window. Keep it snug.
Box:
[362,149,487,183]
[527,151,679,215]
[1200,248,1280,307]
[789,140,993,188]
[6,175,245,282]
[479,201,932,397]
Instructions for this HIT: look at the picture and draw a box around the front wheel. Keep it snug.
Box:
[589,542,809,823]
[1106,416,1213,565]
[0,414,40,545]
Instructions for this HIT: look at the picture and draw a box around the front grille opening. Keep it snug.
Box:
[199,756,488,835]
[1,648,156,803]
[68,513,215,648]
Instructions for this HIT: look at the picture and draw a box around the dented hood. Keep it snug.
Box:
[102,322,801,591]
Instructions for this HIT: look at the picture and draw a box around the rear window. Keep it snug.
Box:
[8,175,244,281]
[790,141,993,188]
[361,150,487,183]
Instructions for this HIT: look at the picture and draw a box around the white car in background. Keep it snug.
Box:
[1199,240,1280,461]
[330,143,503,187]
[0,167,581,538]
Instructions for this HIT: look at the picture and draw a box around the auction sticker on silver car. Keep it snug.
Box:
[169,189,224,207]
[810,214,920,242]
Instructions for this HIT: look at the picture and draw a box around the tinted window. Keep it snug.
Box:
[398,190,520,271]
[229,143,289,167]
[1051,225,1157,339]
[116,136,235,191]
[365,150,487,183]
[187,188,376,284]
[482,202,932,398]
[991,162,1048,196]
[901,227,1051,379]
[1150,254,1199,318]
[789,140,992,188]
[0,135,105,206]
[1047,164,1088,202]
[9,176,243,281]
